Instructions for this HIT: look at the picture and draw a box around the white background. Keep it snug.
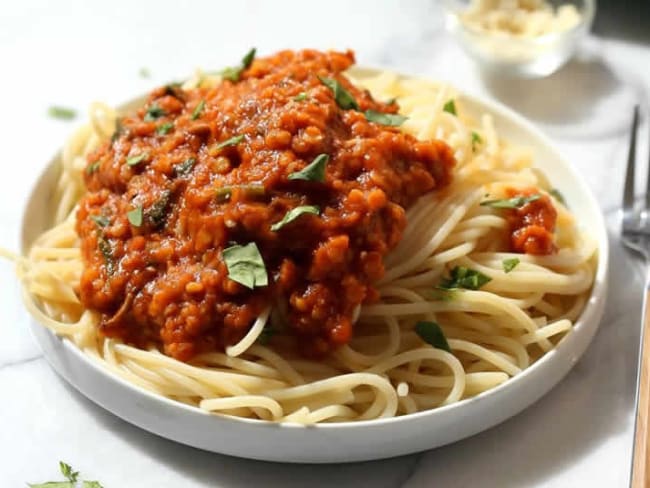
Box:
[1,1,649,486]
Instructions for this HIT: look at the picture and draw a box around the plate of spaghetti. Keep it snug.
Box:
[7,48,607,463]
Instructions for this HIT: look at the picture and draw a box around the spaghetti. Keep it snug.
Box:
[4,57,596,424]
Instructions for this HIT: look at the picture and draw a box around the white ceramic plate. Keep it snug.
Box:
[22,69,609,463]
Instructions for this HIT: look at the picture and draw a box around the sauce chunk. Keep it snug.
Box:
[77,49,455,360]
[505,187,557,255]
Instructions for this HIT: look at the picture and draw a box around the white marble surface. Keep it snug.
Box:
[1,1,648,486]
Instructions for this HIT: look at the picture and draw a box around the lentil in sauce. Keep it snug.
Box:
[77,49,455,361]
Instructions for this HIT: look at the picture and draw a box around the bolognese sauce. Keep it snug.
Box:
[76,49,455,361]
[504,187,557,255]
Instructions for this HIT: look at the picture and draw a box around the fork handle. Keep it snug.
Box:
[632,285,650,487]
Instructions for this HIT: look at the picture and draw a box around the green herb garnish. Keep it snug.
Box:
[127,205,143,227]
[222,47,256,82]
[293,92,308,101]
[480,194,541,209]
[241,48,256,68]
[440,266,491,290]
[223,242,268,289]
[549,188,566,206]
[126,152,148,167]
[257,325,277,345]
[215,134,244,150]
[59,462,79,482]
[191,100,205,120]
[139,67,151,78]
[415,321,452,353]
[47,106,77,121]
[157,122,174,135]
[173,157,195,176]
[317,75,359,110]
[502,258,520,273]
[111,118,123,142]
[287,153,328,182]
[271,205,319,231]
[90,215,109,228]
[86,162,100,175]
[364,110,407,126]
[145,189,171,228]
[98,238,115,274]
[29,481,74,488]
[28,461,103,488]
[443,99,457,116]
[471,131,482,151]
[164,82,183,97]
[144,104,165,121]
[215,184,265,203]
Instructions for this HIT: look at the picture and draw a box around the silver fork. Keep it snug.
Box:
[621,105,650,488]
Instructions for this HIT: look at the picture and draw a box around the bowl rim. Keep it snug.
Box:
[21,66,610,432]
[441,0,597,46]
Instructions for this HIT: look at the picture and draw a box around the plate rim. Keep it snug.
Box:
[20,66,610,459]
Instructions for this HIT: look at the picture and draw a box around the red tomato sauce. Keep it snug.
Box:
[76,49,455,361]
[504,187,557,255]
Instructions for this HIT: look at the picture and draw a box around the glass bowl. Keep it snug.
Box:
[442,0,596,78]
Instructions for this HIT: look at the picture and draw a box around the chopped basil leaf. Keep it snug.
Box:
[288,153,329,182]
[293,92,308,102]
[549,188,566,206]
[257,325,277,345]
[223,242,268,289]
[415,321,452,353]
[126,152,148,167]
[214,187,231,203]
[443,99,457,116]
[157,122,174,135]
[364,110,407,126]
[127,205,143,227]
[216,184,265,203]
[502,258,520,273]
[111,118,123,142]
[138,67,150,78]
[164,82,183,97]
[480,194,541,209]
[271,205,319,231]
[440,266,491,290]
[471,131,482,151]
[98,238,115,274]
[144,104,165,121]
[191,99,205,120]
[221,67,242,82]
[86,162,100,175]
[47,106,76,121]
[222,47,256,82]
[173,157,195,176]
[216,134,244,149]
[145,189,172,228]
[90,215,110,228]
[242,47,256,69]
[317,75,359,110]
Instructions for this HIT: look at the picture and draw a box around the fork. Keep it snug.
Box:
[621,105,650,488]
